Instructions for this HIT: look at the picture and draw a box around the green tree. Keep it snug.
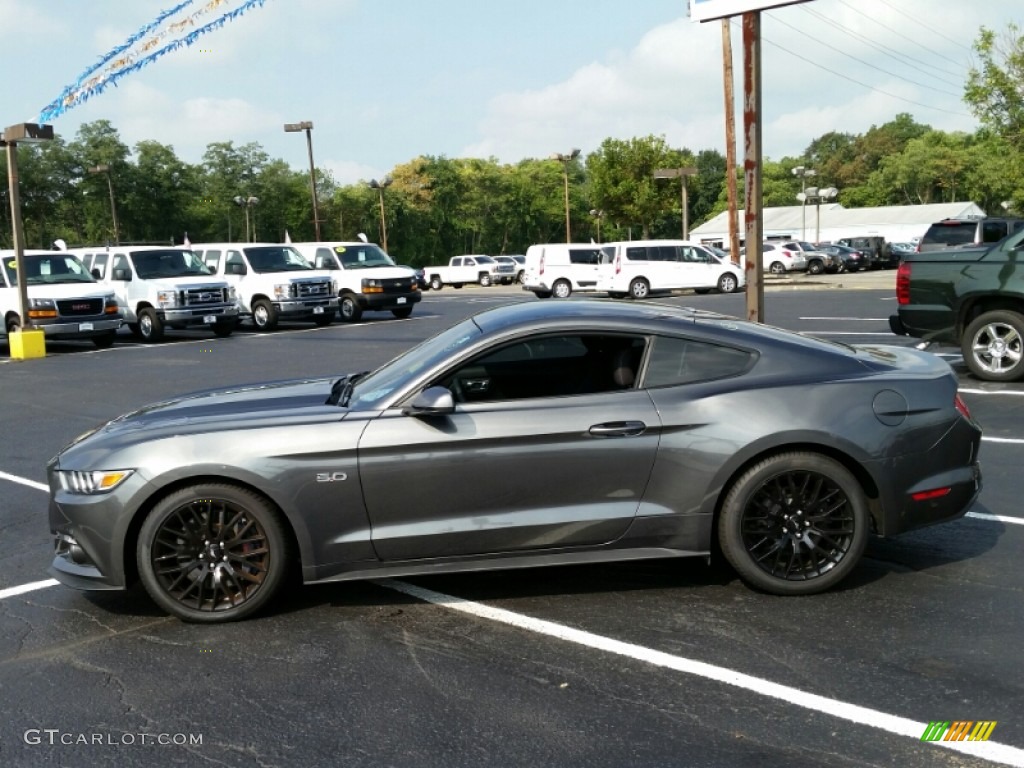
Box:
[965,24,1024,151]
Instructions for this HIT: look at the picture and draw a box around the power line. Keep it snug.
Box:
[872,0,974,53]
[767,13,963,99]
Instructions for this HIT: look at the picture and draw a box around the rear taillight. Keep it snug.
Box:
[896,262,911,304]
[615,253,621,274]
[539,254,545,275]
[955,393,971,420]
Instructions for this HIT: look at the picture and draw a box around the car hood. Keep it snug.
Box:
[57,377,347,460]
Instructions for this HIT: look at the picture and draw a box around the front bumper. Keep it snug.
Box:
[39,317,123,339]
[274,297,339,318]
[160,305,239,325]
[356,291,422,310]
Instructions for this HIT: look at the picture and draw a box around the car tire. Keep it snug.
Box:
[251,299,278,332]
[313,311,334,327]
[429,276,443,291]
[717,273,739,293]
[4,315,18,334]
[138,307,165,342]
[137,483,292,623]
[807,259,824,275]
[92,331,116,349]
[479,273,492,287]
[339,295,363,323]
[694,288,711,295]
[769,262,785,275]
[453,283,463,289]
[516,270,525,284]
[962,310,1024,382]
[392,307,413,319]
[718,452,869,595]
[629,278,650,300]
[533,291,552,299]
[552,279,572,299]
[212,320,236,337]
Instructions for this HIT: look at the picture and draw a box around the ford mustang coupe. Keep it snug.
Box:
[47,300,982,622]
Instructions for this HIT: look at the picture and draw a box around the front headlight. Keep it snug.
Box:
[227,286,237,301]
[362,278,383,294]
[57,469,134,495]
[273,283,295,300]
[156,290,179,308]
[28,298,56,309]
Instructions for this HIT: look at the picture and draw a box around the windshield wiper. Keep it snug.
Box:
[326,371,369,407]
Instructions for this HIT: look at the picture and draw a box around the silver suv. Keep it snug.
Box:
[918,217,1024,252]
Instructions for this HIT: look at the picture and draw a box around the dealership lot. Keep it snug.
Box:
[1,284,1022,767]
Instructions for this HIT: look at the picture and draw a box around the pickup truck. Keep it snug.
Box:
[889,226,1024,381]
[425,255,511,290]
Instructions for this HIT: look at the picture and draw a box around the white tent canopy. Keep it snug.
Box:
[690,202,986,248]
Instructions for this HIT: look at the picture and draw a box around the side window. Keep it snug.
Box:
[982,221,1007,243]
[440,334,646,403]
[451,257,462,267]
[569,248,601,265]
[111,254,131,276]
[225,250,245,274]
[762,244,774,252]
[644,335,753,387]
[203,250,222,272]
[625,247,648,262]
[92,253,109,278]
[314,247,336,270]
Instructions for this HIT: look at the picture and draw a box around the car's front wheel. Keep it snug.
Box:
[212,319,236,337]
[392,307,413,319]
[137,308,165,342]
[718,452,868,595]
[137,484,292,623]
[313,311,334,327]
[962,310,1024,381]
[479,273,492,287]
[807,259,824,275]
[717,273,739,293]
[251,299,278,332]
[339,295,363,323]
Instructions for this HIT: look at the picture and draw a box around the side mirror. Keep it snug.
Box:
[91,268,102,279]
[112,268,131,281]
[402,386,455,416]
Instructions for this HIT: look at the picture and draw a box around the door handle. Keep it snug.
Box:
[589,421,647,437]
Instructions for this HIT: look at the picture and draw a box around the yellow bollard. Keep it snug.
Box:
[9,328,46,359]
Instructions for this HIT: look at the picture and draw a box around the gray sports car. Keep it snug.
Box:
[47,300,982,622]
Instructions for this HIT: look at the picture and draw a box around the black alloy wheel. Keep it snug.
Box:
[137,484,290,623]
[718,452,868,595]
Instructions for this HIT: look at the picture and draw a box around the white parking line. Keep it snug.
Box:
[961,388,1024,396]
[968,511,1024,525]
[799,317,890,321]
[0,579,59,600]
[982,437,1024,445]
[0,470,47,492]
[800,332,895,336]
[380,579,1024,767]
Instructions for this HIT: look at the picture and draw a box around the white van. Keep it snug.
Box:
[521,243,606,299]
[289,241,420,322]
[598,240,745,299]
[190,243,337,331]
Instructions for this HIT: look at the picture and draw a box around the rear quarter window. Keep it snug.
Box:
[644,335,753,387]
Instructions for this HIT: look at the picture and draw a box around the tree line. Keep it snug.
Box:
[1,23,1021,266]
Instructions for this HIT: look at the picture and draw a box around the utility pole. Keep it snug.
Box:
[722,19,741,265]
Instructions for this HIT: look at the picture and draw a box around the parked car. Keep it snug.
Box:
[836,236,895,269]
[425,255,508,289]
[778,241,835,275]
[398,264,428,291]
[890,242,917,258]
[598,240,745,298]
[509,255,526,283]
[522,243,607,298]
[815,243,867,273]
[917,217,1024,253]
[47,300,981,622]
[761,242,808,274]
[491,256,520,285]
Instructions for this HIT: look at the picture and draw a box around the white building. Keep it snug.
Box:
[689,201,986,247]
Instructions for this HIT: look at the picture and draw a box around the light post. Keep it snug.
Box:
[589,209,605,243]
[550,148,580,243]
[653,167,699,240]
[88,164,120,245]
[284,121,321,240]
[3,122,54,358]
[796,186,839,243]
[369,177,393,250]
[233,195,260,242]
[791,165,817,241]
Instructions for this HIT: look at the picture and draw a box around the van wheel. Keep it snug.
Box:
[339,295,363,323]
[252,299,278,332]
[92,331,116,348]
[629,278,650,300]
[138,308,165,342]
[313,312,334,327]
[552,280,572,299]
[212,320,236,337]
[392,307,413,319]
[429,276,443,291]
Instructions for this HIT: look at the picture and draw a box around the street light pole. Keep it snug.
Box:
[88,164,120,245]
[233,195,259,242]
[550,149,580,243]
[653,167,699,240]
[369,178,393,251]
[284,121,321,240]
[791,166,816,241]
[589,209,604,243]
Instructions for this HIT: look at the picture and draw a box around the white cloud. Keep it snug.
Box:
[322,158,385,186]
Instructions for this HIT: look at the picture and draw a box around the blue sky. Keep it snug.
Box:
[0,0,1019,185]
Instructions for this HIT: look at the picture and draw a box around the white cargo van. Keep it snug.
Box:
[598,240,745,299]
[191,243,338,331]
[290,241,420,322]
[68,244,238,342]
[0,250,122,348]
[521,243,606,299]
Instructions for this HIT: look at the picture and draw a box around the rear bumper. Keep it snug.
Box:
[890,306,958,344]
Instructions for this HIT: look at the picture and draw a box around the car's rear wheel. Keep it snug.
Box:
[718,452,868,595]
[552,279,572,299]
[769,261,785,275]
[429,276,443,291]
[533,291,552,299]
[392,307,413,319]
[251,299,278,332]
[137,483,292,623]
[629,278,650,300]
[717,273,739,293]
[962,310,1024,381]
[516,270,525,284]
[339,295,363,323]
[138,308,165,342]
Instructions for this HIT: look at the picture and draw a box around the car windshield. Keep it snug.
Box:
[245,246,313,273]
[346,318,482,410]
[132,250,213,279]
[474,256,496,264]
[334,244,396,270]
[3,253,96,286]
[922,222,976,247]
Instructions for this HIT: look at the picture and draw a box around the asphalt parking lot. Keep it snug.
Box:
[1,275,1022,767]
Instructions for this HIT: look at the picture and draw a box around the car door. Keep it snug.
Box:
[358,333,661,560]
